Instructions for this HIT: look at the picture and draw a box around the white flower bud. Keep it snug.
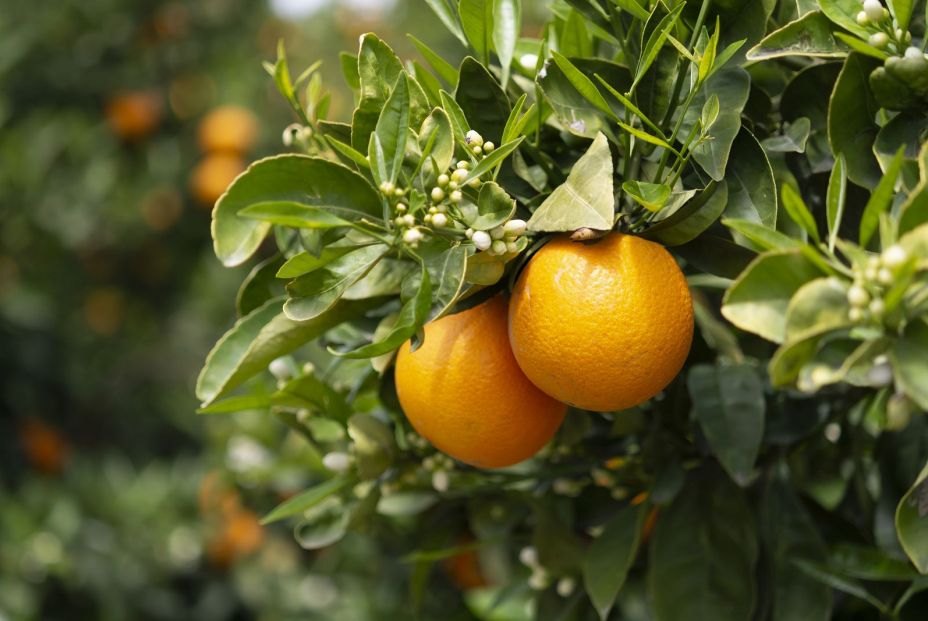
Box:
[269,357,291,380]
[491,240,508,255]
[848,285,870,308]
[428,206,438,214]
[451,168,469,184]
[456,160,470,170]
[432,469,449,492]
[379,181,395,196]
[519,53,539,70]
[868,361,893,386]
[869,32,890,48]
[472,230,492,250]
[468,177,482,188]
[504,219,527,236]
[424,213,433,224]
[528,569,550,591]
[322,452,352,473]
[865,267,878,281]
[395,203,407,212]
[905,46,924,59]
[402,214,416,227]
[878,268,893,284]
[465,129,484,147]
[857,10,870,25]
[448,180,459,190]
[395,188,406,197]
[556,577,576,598]
[506,241,519,254]
[863,0,884,21]
[883,244,907,268]
[395,216,405,226]
[869,298,885,316]
[472,145,483,155]
[810,365,832,387]
[849,307,865,322]
[465,228,474,239]
[519,546,539,568]
[431,187,446,202]
[431,213,448,227]
[449,190,463,204]
[437,173,450,186]
[483,141,495,153]
[436,204,447,213]
[403,228,423,244]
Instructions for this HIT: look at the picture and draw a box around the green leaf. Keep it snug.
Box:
[722,219,802,251]
[212,155,381,267]
[237,254,283,317]
[285,245,387,321]
[354,34,404,151]
[891,319,928,411]
[595,74,665,137]
[613,0,648,20]
[464,251,506,285]
[681,68,750,182]
[459,0,494,63]
[261,477,352,525]
[828,53,882,189]
[551,52,618,122]
[339,52,360,90]
[784,277,852,344]
[327,136,370,170]
[648,182,729,246]
[374,74,410,185]
[827,543,920,581]
[688,364,765,486]
[239,202,351,229]
[408,35,459,86]
[698,22,719,84]
[724,130,778,227]
[460,181,516,229]
[462,136,524,183]
[348,413,395,479]
[439,89,470,143]
[762,117,811,153]
[794,560,891,613]
[781,184,820,244]
[833,32,890,60]
[424,0,469,46]
[860,146,905,247]
[455,57,511,143]
[896,457,928,573]
[820,0,872,38]
[295,510,349,550]
[890,0,914,30]
[722,250,825,343]
[422,244,468,319]
[827,155,847,252]
[648,472,758,621]
[539,59,613,139]
[623,180,670,212]
[196,297,378,405]
[197,394,272,415]
[746,12,849,61]
[277,245,365,278]
[273,374,351,423]
[334,266,432,359]
[533,507,584,575]
[527,132,614,232]
[492,0,520,87]
[617,120,676,151]
[419,108,455,176]
[583,504,646,620]
[633,4,685,91]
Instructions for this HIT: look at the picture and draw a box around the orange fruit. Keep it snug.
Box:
[445,547,487,590]
[508,233,693,412]
[189,153,245,207]
[105,90,163,141]
[197,105,258,154]
[20,418,69,475]
[395,296,566,468]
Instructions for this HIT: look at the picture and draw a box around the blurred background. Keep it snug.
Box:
[0,0,532,619]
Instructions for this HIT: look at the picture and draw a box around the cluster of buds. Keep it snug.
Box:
[847,244,908,323]
[466,219,527,256]
[464,129,495,156]
[856,0,913,52]
[519,546,575,595]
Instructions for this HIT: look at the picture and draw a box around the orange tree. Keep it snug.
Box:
[198,0,928,618]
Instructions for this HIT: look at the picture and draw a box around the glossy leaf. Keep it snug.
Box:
[681,68,750,182]
[408,35,459,85]
[459,0,494,63]
[374,74,410,185]
[746,12,848,60]
[820,0,871,38]
[860,146,905,247]
[348,413,395,479]
[455,57,510,143]
[762,117,811,153]
[261,477,353,525]
[896,457,928,573]
[648,182,729,246]
[239,202,351,229]
[492,0,520,87]
[892,319,928,411]
[583,504,645,620]
[285,245,387,321]
[623,180,670,212]
[827,155,847,252]
[424,0,469,46]
[460,181,516,229]
[828,54,881,189]
[724,130,778,227]
[781,184,820,244]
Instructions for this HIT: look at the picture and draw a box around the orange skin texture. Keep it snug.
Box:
[190,153,245,207]
[509,233,693,412]
[198,105,259,154]
[395,296,566,469]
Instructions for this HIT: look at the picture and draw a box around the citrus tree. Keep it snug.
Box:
[198,0,928,618]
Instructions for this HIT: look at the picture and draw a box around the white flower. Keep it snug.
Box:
[882,244,907,268]
[395,203,407,213]
[863,0,884,22]
[431,470,449,492]
[472,230,492,250]
[402,214,415,227]
[856,10,869,25]
[322,452,353,473]
[431,213,448,228]
[403,228,423,244]
[269,357,291,380]
[905,46,924,59]
[519,53,539,70]
[504,219,527,236]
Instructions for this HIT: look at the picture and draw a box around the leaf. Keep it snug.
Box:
[492,0,521,87]
[261,476,352,525]
[828,53,882,189]
[419,108,455,176]
[827,155,847,252]
[595,74,665,137]
[339,52,360,90]
[294,510,349,550]
[334,266,432,359]
[408,35,459,86]
[423,244,468,319]
[285,245,387,321]
[459,0,494,62]
[723,219,802,251]
[820,0,872,38]
[374,74,410,185]
[197,395,272,415]
[465,251,506,285]
[424,0,469,46]
[277,245,364,278]
[722,250,825,343]
[891,319,928,411]
[623,181,670,212]
[746,12,849,60]
[439,90,470,143]
[551,52,618,122]
[648,472,758,621]
[354,34,404,151]
[196,297,378,405]
[462,136,524,183]
[794,560,891,613]
[237,254,283,317]
[212,155,381,267]
[860,146,905,247]
[528,133,614,232]
[239,202,351,229]
[539,58,613,139]
[688,364,765,486]
[649,182,729,246]
[781,185,820,244]
[783,278,852,349]
[681,68,750,182]
[762,117,811,153]
[348,413,395,480]
[890,0,914,30]
[633,4,685,91]
[455,57,511,143]
[533,507,584,575]
[896,458,928,573]
[583,504,646,620]
[724,130,778,227]
[460,181,516,229]
[273,374,351,423]
[328,137,370,170]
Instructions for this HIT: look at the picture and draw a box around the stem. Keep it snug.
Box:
[655,85,699,180]
[660,0,712,129]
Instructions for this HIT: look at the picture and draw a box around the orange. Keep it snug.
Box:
[508,233,693,412]
[445,547,487,590]
[190,153,245,207]
[20,418,69,475]
[105,90,163,141]
[197,105,258,154]
[395,296,566,468]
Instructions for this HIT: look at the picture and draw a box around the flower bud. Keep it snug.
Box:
[431,213,448,227]
[465,129,484,147]
[465,228,474,239]
[437,173,450,186]
[869,298,885,316]
[490,226,506,240]
[472,145,483,155]
[519,546,539,568]
[905,46,924,59]
[483,141,495,153]
[403,228,423,244]
[857,10,869,26]
[863,0,884,22]
[451,168,469,184]
[431,187,446,202]
[424,213,433,224]
[322,452,352,473]
[450,190,463,203]
[428,206,438,215]
[887,393,914,430]
[882,244,907,268]
[402,214,415,227]
[472,230,492,250]
[432,470,449,492]
[504,219,527,236]
[491,240,508,255]
[868,360,893,386]
[379,181,395,196]
[878,268,893,284]
[847,285,870,308]
[395,187,406,197]
[528,569,550,591]
[869,32,890,48]
[269,357,291,380]
[395,216,405,226]
[456,160,471,170]
[395,203,407,212]
[556,577,576,598]
[506,241,519,254]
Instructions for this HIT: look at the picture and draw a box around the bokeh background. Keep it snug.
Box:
[0,1,526,619]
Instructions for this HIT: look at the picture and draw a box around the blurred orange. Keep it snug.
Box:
[444,539,487,591]
[105,91,163,141]
[199,472,265,569]
[20,418,69,475]
[197,105,258,154]
[83,287,126,336]
[190,153,245,207]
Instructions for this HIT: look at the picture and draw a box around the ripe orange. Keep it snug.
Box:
[105,91,163,141]
[508,233,693,412]
[20,418,69,475]
[197,105,258,154]
[190,153,245,207]
[394,296,566,468]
